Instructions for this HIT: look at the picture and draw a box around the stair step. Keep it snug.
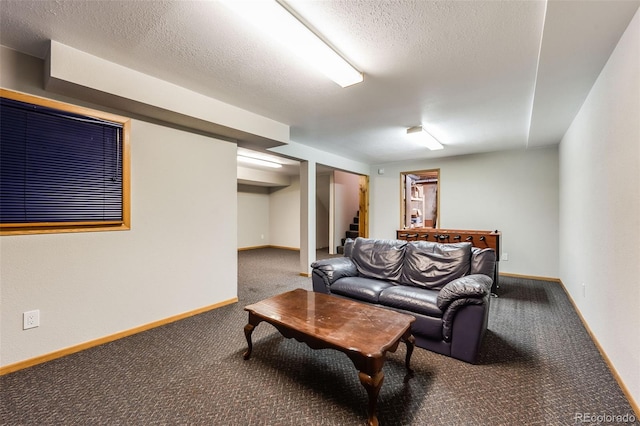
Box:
[346,230,359,239]
[353,216,359,224]
[341,238,346,246]
[349,223,359,231]
[337,246,345,255]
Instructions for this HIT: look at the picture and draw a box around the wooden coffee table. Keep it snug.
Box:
[243,288,416,426]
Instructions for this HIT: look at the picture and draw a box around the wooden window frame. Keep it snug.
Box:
[0,89,131,236]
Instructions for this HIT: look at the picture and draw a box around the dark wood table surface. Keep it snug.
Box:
[243,288,416,426]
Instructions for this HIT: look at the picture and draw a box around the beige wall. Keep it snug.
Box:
[237,185,270,248]
[370,146,560,278]
[559,9,640,406]
[1,48,238,368]
[269,176,301,249]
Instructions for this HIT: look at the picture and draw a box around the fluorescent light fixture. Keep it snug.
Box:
[407,126,444,151]
[238,155,283,168]
[220,0,363,88]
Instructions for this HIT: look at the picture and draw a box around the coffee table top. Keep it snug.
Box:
[244,288,415,358]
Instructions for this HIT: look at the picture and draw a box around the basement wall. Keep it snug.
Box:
[559,9,640,408]
[0,47,238,368]
[370,146,560,278]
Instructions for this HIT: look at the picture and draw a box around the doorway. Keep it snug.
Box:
[316,168,369,254]
[400,169,439,229]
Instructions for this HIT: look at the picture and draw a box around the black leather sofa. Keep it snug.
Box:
[311,237,496,363]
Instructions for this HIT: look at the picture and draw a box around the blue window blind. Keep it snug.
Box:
[1,97,124,225]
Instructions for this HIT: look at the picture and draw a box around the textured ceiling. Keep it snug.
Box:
[1,0,638,166]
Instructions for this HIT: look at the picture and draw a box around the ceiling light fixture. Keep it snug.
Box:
[219,0,363,88]
[237,155,283,168]
[407,126,444,151]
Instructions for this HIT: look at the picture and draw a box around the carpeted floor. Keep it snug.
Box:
[1,248,637,425]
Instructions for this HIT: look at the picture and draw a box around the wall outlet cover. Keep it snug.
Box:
[23,310,40,330]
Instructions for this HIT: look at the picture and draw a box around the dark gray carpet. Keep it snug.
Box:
[1,248,637,425]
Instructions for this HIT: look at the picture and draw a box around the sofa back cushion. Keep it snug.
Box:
[343,238,355,258]
[471,247,497,277]
[401,241,472,289]
[351,238,407,282]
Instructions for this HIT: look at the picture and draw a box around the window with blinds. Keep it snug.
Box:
[0,89,130,235]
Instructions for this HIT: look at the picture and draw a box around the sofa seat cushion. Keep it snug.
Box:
[378,286,443,318]
[401,241,472,289]
[330,277,395,304]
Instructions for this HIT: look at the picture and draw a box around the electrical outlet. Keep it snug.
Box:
[502,252,509,261]
[23,310,40,330]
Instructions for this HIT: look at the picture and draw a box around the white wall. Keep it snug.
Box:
[238,166,291,187]
[237,185,270,248]
[269,176,301,249]
[559,9,640,406]
[237,172,332,251]
[0,47,238,368]
[0,120,238,367]
[370,146,559,278]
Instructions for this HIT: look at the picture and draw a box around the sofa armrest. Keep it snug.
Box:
[440,298,487,342]
[436,274,492,341]
[436,274,492,311]
[311,257,358,293]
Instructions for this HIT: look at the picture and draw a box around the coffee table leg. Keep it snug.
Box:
[243,323,255,360]
[358,370,384,426]
[404,333,415,373]
[243,314,263,360]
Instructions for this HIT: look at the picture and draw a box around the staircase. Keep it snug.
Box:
[337,211,359,254]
